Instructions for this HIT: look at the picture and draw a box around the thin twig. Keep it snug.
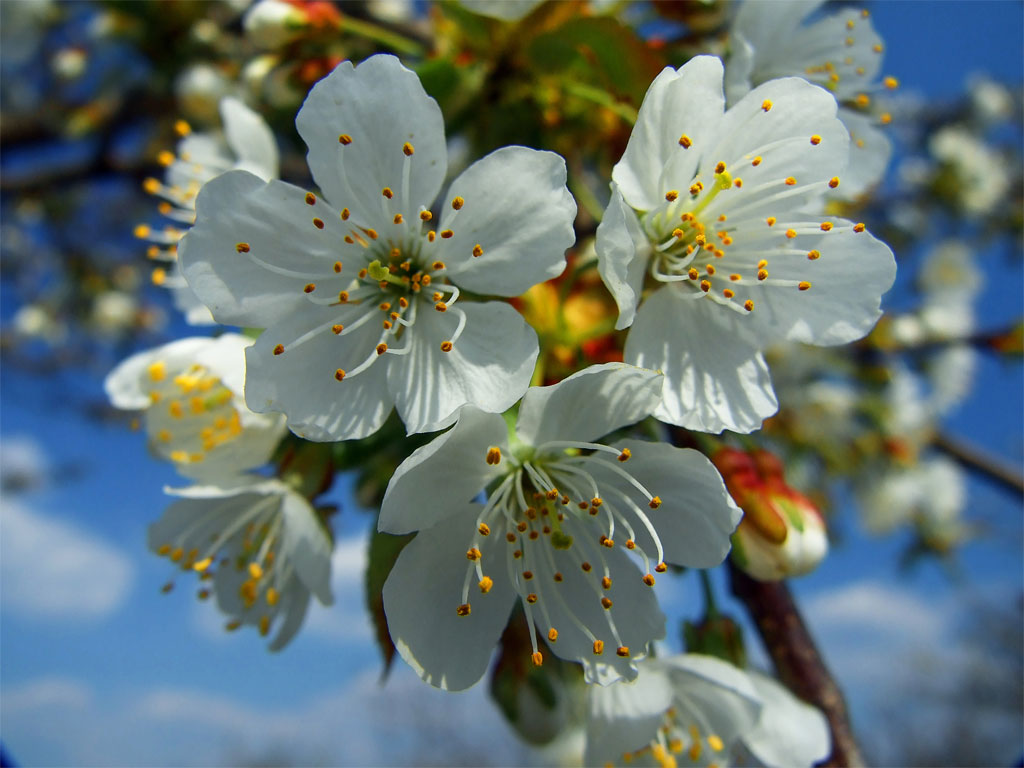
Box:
[932,431,1024,497]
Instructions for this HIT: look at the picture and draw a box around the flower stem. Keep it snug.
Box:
[699,569,719,619]
[336,15,425,57]
[562,81,638,125]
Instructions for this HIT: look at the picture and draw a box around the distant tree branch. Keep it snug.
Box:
[933,431,1024,497]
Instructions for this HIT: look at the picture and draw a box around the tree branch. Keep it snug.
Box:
[729,563,865,768]
[932,431,1024,497]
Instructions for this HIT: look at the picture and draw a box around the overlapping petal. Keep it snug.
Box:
[595,186,650,330]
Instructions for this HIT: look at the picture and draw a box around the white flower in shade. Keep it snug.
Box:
[597,55,896,434]
[929,124,1009,217]
[180,54,575,441]
[379,364,741,690]
[586,655,829,768]
[725,0,896,198]
[150,475,333,650]
[105,334,287,480]
[139,97,279,325]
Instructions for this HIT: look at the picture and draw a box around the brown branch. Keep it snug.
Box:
[729,563,865,768]
[932,431,1024,497]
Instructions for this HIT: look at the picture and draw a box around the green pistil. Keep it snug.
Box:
[366,260,405,287]
[688,170,733,218]
[548,506,573,550]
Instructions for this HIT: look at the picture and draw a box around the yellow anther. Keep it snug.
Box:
[338,134,353,145]
[751,156,762,166]
[157,150,175,167]
[265,587,279,606]
[485,446,502,465]
[382,187,393,199]
[341,207,350,220]
[466,547,482,561]
[440,341,453,352]
[856,93,870,108]
[648,496,662,509]
[758,269,769,281]
[403,142,415,156]
[148,360,167,382]
[700,280,711,292]
[479,576,493,593]
[714,161,726,174]
[798,281,811,291]
[761,99,773,112]
[846,18,855,29]
[665,190,679,202]
[312,217,325,229]
[601,538,614,548]
[472,244,484,258]
[133,224,151,239]
[531,651,543,666]
[766,216,776,227]
[304,192,316,205]
[553,572,563,582]
[248,562,264,579]
[616,646,630,657]
[785,229,797,239]
[168,401,184,419]
[456,603,471,616]
[143,177,161,195]
[478,523,491,537]
[617,448,631,462]
[807,249,821,260]
[440,229,454,239]
[173,119,191,137]
[733,178,743,188]
[744,299,754,312]
[451,196,464,210]
[258,615,270,636]
[593,640,604,655]
[708,735,724,751]
[303,283,316,293]
[706,264,716,275]
[688,267,699,281]
[225,620,241,632]
[526,593,538,604]
[672,228,685,239]
[419,210,432,221]
[601,576,612,590]
[273,344,285,355]
[393,213,403,224]
[434,302,447,312]
[884,76,899,90]
[643,573,656,586]
[821,221,834,232]
[678,134,692,148]
[376,343,388,355]
[853,222,866,232]
[881,112,892,125]
[581,561,592,572]
[548,628,558,642]
[689,182,703,196]
[192,557,212,572]
[784,176,797,186]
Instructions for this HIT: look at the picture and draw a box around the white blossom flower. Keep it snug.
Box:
[458,0,543,21]
[859,456,967,542]
[929,124,1009,217]
[139,97,279,325]
[725,0,896,197]
[105,334,287,480]
[585,655,829,768]
[150,475,333,650]
[243,0,308,49]
[597,55,896,434]
[379,364,741,690]
[180,54,575,440]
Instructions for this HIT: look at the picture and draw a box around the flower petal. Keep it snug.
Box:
[220,96,279,180]
[747,223,896,346]
[105,337,213,410]
[267,579,313,652]
[388,301,538,435]
[836,107,892,199]
[586,439,741,568]
[584,664,674,766]
[439,146,574,297]
[625,287,778,434]
[660,654,763,747]
[743,670,831,768]
[244,304,393,441]
[379,407,509,534]
[613,57,725,212]
[516,363,663,448]
[382,505,517,691]
[295,55,446,223]
[280,488,334,605]
[596,185,651,330]
[181,171,366,328]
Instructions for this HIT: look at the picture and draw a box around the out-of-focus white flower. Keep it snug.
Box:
[968,74,1014,125]
[51,46,87,80]
[105,334,287,480]
[12,304,66,344]
[367,0,415,23]
[379,365,741,690]
[926,344,976,416]
[180,54,575,440]
[175,63,233,123]
[458,0,544,21]
[585,655,829,767]
[91,290,138,335]
[596,55,895,434]
[139,97,279,325]
[150,475,333,650]
[930,124,1009,216]
[243,0,309,49]
[725,0,896,197]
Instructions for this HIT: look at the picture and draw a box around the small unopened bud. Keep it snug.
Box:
[243,0,309,49]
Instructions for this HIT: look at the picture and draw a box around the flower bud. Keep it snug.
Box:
[243,0,309,49]
[714,448,828,581]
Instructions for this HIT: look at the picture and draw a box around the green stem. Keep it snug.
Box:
[562,81,638,125]
[699,569,719,619]
[337,15,425,56]
[569,175,606,224]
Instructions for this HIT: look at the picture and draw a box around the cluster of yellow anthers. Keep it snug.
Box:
[154,520,281,638]
[135,120,203,286]
[243,139,485,381]
[616,719,727,768]
[645,127,867,314]
[800,8,899,131]
[145,359,241,466]
[457,442,670,668]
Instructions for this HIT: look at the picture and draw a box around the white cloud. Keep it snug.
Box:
[803,580,947,641]
[2,676,93,712]
[1,433,50,488]
[1,500,134,620]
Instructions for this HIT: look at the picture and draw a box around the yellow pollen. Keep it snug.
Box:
[148,361,167,382]
[853,222,866,232]
[303,283,316,293]
[393,214,403,224]
[884,76,899,90]
[761,99,773,112]
[403,142,415,156]
[157,150,175,167]
[466,547,481,561]
[733,178,743,188]
[456,603,471,616]
[593,640,604,655]
[730,273,742,281]
[688,267,699,281]
[266,587,279,606]
[382,187,393,199]
[689,182,703,196]
[616,646,630,657]
[617,448,631,462]
[312,217,325,229]
[643,574,656,586]
[856,93,870,107]
[785,229,797,239]
[752,156,762,166]
[419,210,432,221]
[700,280,711,292]
[672,228,685,239]
[531,651,543,666]
[798,281,811,291]
[757,259,768,268]
[601,538,614,548]
[174,119,191,137]
[133,224,151,239]
[706,264,716,275]
[305,192,316,205]
[744,299,754,311]
[432,260,445,271]
[766,216,776,227]
[548,628,558,642]
[434,302,447,312]
[807,250,821,260]
[440,341,453,352]
[235,242,250,253]
[821,221,834,231]
[479,576,493,593]
[810,135,822,145]
[338,134,353,145]
[784,176,797,186]
[451,196,464,210]
[365,228,378,240]
[376,343,388,355]
[601,576,612,589]
[758,269,769,281]
[486,446,502,465]
[601,597,613,609]
[193,557,212,572]
[526,593,538,604]
[581,561,592,572]
[829,176,841,189]
[648,496,662,509]
[341,208,350,220]
[440,229,454,239]
[472,244,483,257]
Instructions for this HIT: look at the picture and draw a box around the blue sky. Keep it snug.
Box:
[1,2,1022,766]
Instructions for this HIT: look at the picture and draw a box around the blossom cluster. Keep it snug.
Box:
[104,4,905,758]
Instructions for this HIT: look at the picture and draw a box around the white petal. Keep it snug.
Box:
[105,337,212,410]
[747,224,896,346]
[245,307,393,442]
[181,171,366,328]
[388,301,538,435]
[268,579,312,652]
[743,670,831,768]
[723,31,756,105]
[613,57,725,212]
[220,96,279,180]
[587,439,741,568]
[836,108,892,199]
[379,407,509,534]
[595,185,650,330]
[584,664,674,766]
[458,0,543,20]
[280,489,334,605]
[295,55,446,223]
[516,363,662,447]
[439,147,574,297]
[660,654,763,746]
[625,287,777,434]
[193,332,251,396]
[382,506,517,691]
